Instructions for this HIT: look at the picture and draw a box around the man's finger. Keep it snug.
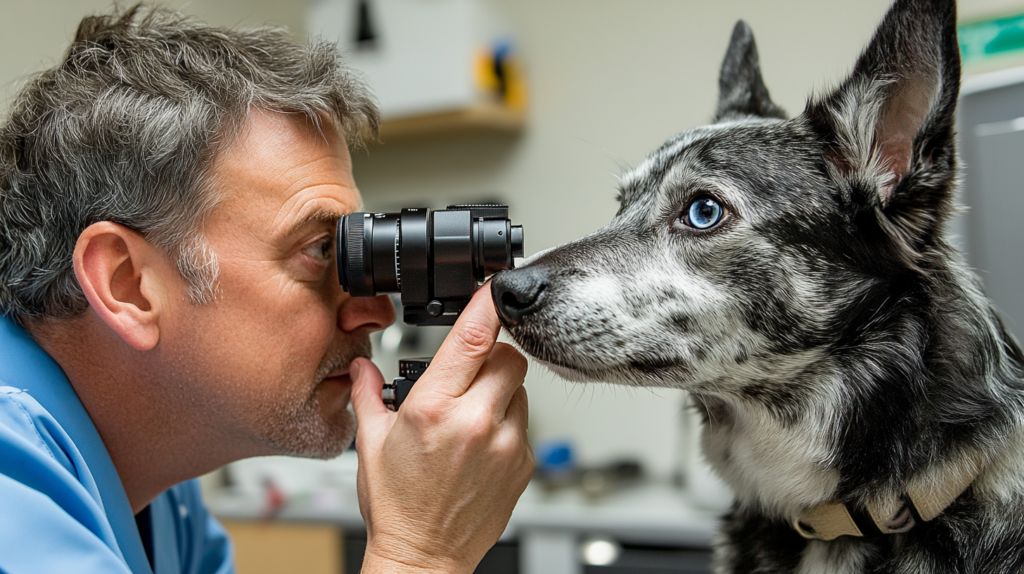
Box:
[505,384,529,437]
[350,357,394,448]
[461,343,528,417]
[422,286,502,398]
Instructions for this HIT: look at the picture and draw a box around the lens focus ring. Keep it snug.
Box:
[342,213,375,296]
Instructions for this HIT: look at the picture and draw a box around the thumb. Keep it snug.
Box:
[422,286,501,398]
[350,358,394,447]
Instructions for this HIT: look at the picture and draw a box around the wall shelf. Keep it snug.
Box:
[377,102,525,144]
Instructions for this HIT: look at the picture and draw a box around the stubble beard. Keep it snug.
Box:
[256,335,373,459]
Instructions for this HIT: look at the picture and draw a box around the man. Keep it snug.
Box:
[0,6,533,574]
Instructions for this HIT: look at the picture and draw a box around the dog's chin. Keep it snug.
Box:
[503,326,693,387]
[501,331,617,383]
[534,358,604,383]
[535,356,697,389]
[520,345,690,388]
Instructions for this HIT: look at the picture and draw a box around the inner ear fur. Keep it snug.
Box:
[803,0,960,212]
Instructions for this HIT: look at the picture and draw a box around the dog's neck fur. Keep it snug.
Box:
[696,256,1024,524]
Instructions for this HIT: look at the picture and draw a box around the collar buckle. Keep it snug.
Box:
[793,454,983,541]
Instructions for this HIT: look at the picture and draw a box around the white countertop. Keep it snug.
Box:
[209,478,722,547]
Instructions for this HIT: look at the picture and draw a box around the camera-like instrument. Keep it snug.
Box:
[337,205,524,409]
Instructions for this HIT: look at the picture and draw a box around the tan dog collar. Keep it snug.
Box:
[793,455,983,541]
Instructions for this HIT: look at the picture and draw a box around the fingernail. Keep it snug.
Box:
[350,359,362,382]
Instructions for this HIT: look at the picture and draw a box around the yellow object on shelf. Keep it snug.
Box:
[377,43,527,143]
[309,0,527,143]
[474,44,528,112]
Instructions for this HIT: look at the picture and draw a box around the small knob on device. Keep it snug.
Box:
[382,381,397,409]
[384,377,416,411]
[510,225,524,259]
[382,358,432,411]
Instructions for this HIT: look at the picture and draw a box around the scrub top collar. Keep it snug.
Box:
[0,314,154,574]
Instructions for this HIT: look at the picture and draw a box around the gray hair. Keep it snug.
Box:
[0,4,379,321]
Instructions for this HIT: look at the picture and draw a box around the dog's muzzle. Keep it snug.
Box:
[491,266,548,326]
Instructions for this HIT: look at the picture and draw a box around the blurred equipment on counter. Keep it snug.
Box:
[534,439,645,500]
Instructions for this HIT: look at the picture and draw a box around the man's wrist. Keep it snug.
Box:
[361,542,470,574]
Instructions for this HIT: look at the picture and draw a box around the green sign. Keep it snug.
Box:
[960,13,1024,64]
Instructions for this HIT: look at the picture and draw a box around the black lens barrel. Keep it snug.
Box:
[432,208,476,300]
[337,205,523,325]
[370,213,401,294]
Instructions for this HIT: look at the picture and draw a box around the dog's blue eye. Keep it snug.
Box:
[686,197,724,230]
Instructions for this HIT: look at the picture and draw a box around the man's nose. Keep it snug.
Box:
[339,293,396,333]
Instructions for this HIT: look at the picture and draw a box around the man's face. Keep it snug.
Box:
[158,111,394,459]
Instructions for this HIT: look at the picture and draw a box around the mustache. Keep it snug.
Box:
[314,336,374,383]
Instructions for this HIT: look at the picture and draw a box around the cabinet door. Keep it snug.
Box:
[968,121,1024,335]
[220,520,343,574]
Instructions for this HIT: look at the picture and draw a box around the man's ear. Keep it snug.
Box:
[74,222,175,351]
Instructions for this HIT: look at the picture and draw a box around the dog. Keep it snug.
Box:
[490,0,1024,572]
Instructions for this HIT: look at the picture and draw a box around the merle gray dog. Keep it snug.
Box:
[491,0,1024,571]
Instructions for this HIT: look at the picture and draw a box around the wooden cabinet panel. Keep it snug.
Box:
[221,520,343,574]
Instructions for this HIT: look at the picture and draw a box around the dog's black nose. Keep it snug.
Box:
[491,267,547,326]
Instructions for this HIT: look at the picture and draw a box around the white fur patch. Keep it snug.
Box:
[973,419,1024,503]
[702,381,844,519]
[796,540,872,574]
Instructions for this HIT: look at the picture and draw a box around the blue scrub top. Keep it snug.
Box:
[0,315,234,574]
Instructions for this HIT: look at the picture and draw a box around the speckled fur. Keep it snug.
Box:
[493,1,1024,572]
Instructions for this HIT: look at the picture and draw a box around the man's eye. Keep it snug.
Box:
[303,237,333,262]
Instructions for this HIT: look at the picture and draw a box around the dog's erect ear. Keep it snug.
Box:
[805,0,960,214]
[714,20,786,122]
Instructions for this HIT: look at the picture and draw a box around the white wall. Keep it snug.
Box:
[0,0,303,110]
[2,0,1023,480]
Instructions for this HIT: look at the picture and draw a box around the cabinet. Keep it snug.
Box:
[959,67,1024,334]
[220,520,342,574]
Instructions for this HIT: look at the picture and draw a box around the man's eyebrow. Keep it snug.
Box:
[283,207,347,239]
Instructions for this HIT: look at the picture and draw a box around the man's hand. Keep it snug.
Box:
[350,286,533,574]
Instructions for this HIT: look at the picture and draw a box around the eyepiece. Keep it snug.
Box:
[338,213,374,296]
